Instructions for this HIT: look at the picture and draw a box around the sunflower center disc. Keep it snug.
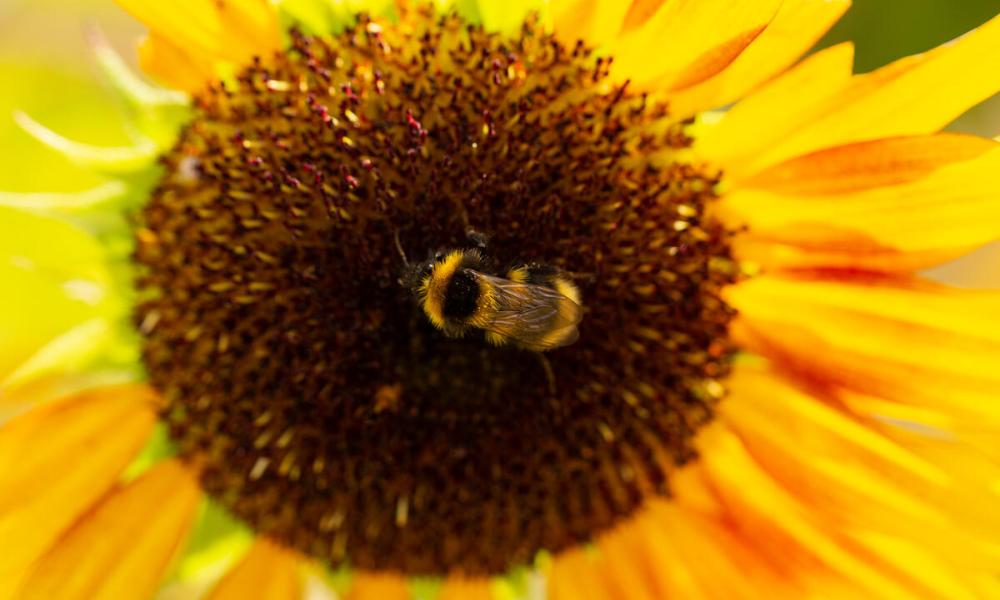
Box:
[136,9,737,576]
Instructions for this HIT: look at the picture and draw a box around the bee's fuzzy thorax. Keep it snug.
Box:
[420,250,465,328]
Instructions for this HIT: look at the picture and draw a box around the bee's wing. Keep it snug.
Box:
[478,274,582,351]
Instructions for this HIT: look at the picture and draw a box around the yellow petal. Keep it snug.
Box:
[16,459,201,600]
[639,501,789,600]
[117,0,280,90]
[607,0,784,90]
[438,577,494,600]
[344,573,410,600]
[0,384,157,598]
[117,0,228,58]
[117,0,278,62]
[726,276,1000,421]
[549,0,633,49]
[696,42,855,176]
[730,227,965,274]
[667,0,851,118]
[548,547,613,600]
[138,33,219,93]
[549,470,793,600]
[705,12,1000,177]
[721,136,1000,271]
[716,364,999,597]
[594,531,666,600]
[737,133,997,195]
[205,538,303,600]
[695,425,915,598]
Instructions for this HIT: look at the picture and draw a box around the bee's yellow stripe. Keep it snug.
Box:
[422,251,465,328]
[553,275,581,305]
[506,266,529,283]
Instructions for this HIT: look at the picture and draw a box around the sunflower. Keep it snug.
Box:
[3,0,1000,598]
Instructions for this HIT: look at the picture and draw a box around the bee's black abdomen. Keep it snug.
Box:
[442,269,480,319]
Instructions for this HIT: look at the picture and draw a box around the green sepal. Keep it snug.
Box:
[14,111,158,175]
[410,577,444,600]
[90,32,192,151]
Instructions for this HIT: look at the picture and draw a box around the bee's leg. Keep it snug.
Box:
[458,205,471,229]
[536,352,557,395]
[393,230,409,265]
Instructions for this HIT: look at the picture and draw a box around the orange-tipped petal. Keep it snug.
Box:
[16,459,201,600]
[705,12,1000,177]
[737,133,997,195]
[718,136,1000,271]
[667,0,851,118]
[206,538,303,600]
[607,0,784,90]
[0,385,157,597]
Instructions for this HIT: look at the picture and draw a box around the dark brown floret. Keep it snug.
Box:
[134,9,737,576]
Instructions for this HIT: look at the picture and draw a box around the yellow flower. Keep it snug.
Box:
[3,1,1000,599]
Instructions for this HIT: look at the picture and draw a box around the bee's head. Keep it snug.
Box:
[399,250,447,296]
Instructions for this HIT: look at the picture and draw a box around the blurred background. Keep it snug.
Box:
[1,0,998,282]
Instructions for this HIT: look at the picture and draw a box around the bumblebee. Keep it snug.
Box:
[402,248,583,352]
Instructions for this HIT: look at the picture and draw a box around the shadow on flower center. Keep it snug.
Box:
[134,9,737,576]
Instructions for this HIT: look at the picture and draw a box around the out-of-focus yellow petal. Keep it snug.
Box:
[548,547,614,600]
[138,33,220,93]
[0,206,108,285]
[594,531,668,600]
[667,0,851,118]
[117,0,278,62]
[438,577,494,600]
[0,265,94,385]
[635,500,788,600]
[549,0,633,49]
[15,459,200,600]
[719,138,1000,271]
[0,385,157,599]
[205,538,303,600]
[0,206,112,382]
[713,364,1000,597]
[117,0,280,90]
[704,12,1000,178]
[549,467,797,600]
[696,425,916,598]
[607,0,783,91]
[344,573,410,600]
[476,0,545,35]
